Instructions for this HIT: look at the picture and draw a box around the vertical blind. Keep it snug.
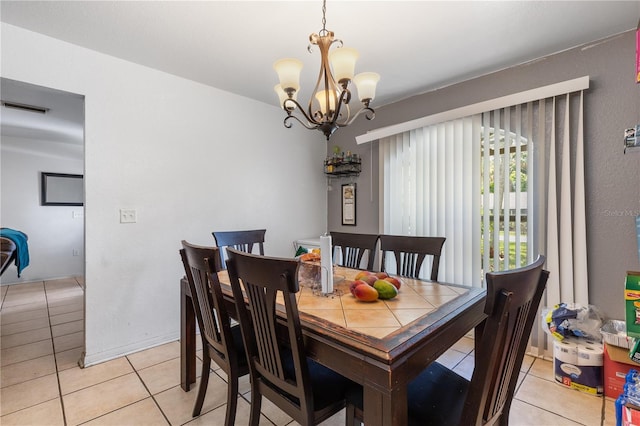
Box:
[380,86,587,358]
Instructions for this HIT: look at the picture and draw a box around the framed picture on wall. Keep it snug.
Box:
[342,183,356,226]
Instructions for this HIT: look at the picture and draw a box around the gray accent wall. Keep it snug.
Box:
[328,30,640,320]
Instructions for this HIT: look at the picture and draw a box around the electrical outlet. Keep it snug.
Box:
[120,209,137,223]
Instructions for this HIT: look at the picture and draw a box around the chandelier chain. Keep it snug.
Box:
[321,0,327,32]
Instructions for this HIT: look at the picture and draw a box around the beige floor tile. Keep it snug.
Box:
[51,319,83,337]
[62,372,149,426]
[55,346,84,371]
[1,316,50,336]
[2,293,47,309]
[138,357,189,395]
[515,374,602,425]
[0,373,59,416]
[53,330,83,352]
[452,353,475,380]
[48,301,83,317]
[0,326,51,349]
[82,397,168,426]
[59,357,133,395]
[187,396,273,425]
[46,290,84,303]
[528,357,555,381]
[246,392,294,426]
[45,277,82,289]
[127,340,180,371]
[520,354,535,372]
[1,284,8,300]
[49,309,83,326]
[154,375,229,425]
[436,348,466,369]
[0,300,48,315]
[603,398,617,426]
[451,336,475,354]
[4,283,44,295]
[1,338,53,366]
[1,354,57,388]
[0,306,48,325]
[509,398,583,425]
[0,397,64,426]
[46,294,83,308]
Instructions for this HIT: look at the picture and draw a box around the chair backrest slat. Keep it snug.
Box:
[330,232,379,271]
[212,229,266,268]
[379,235,445,280]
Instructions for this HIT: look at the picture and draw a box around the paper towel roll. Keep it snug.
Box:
[577,342,604,366]
[554,339,578,365]
[320,234,333,294]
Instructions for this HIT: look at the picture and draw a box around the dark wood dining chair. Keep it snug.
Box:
[212,229,266,268]
[379,234,446,280]
[345,255,549,426]
[330,231,379,271]
[225,248,357,426]
[180,241,249,425]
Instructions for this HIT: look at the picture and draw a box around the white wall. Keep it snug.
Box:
[1,23,328,365]
[1,138,84,283]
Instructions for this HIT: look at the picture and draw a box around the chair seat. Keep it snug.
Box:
[272,348,356,411]
[345,361,469,426]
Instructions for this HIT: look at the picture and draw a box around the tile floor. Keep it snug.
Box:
[0,278,616,425]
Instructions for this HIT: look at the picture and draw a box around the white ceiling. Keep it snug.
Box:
[1,0,639,145]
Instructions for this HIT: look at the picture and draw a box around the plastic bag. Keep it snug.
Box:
[541,303,604,341]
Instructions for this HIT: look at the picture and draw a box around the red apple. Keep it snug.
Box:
[375,272,389,279]
[384,276,402,290]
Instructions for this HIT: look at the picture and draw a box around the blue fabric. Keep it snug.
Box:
[0,228,29,277]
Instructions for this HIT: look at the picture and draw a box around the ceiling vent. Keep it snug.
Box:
[1,101,49,114]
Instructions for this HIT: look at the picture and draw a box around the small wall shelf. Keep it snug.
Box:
[324,157,361,178]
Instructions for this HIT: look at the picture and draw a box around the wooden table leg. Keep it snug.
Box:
[362,383,407,426]
[180,278,196,391]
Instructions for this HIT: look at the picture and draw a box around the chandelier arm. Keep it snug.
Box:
[284,114,321,131]
[284,98,322,127]
[332,88,352,125]
[342,105,376,127]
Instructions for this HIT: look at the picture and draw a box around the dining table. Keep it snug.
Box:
[180,264,486,426]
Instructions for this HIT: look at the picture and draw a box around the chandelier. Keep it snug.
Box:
[273,0,380,140]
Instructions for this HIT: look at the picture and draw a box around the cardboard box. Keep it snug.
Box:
[604,342,640,399]
[625,272,640,339]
